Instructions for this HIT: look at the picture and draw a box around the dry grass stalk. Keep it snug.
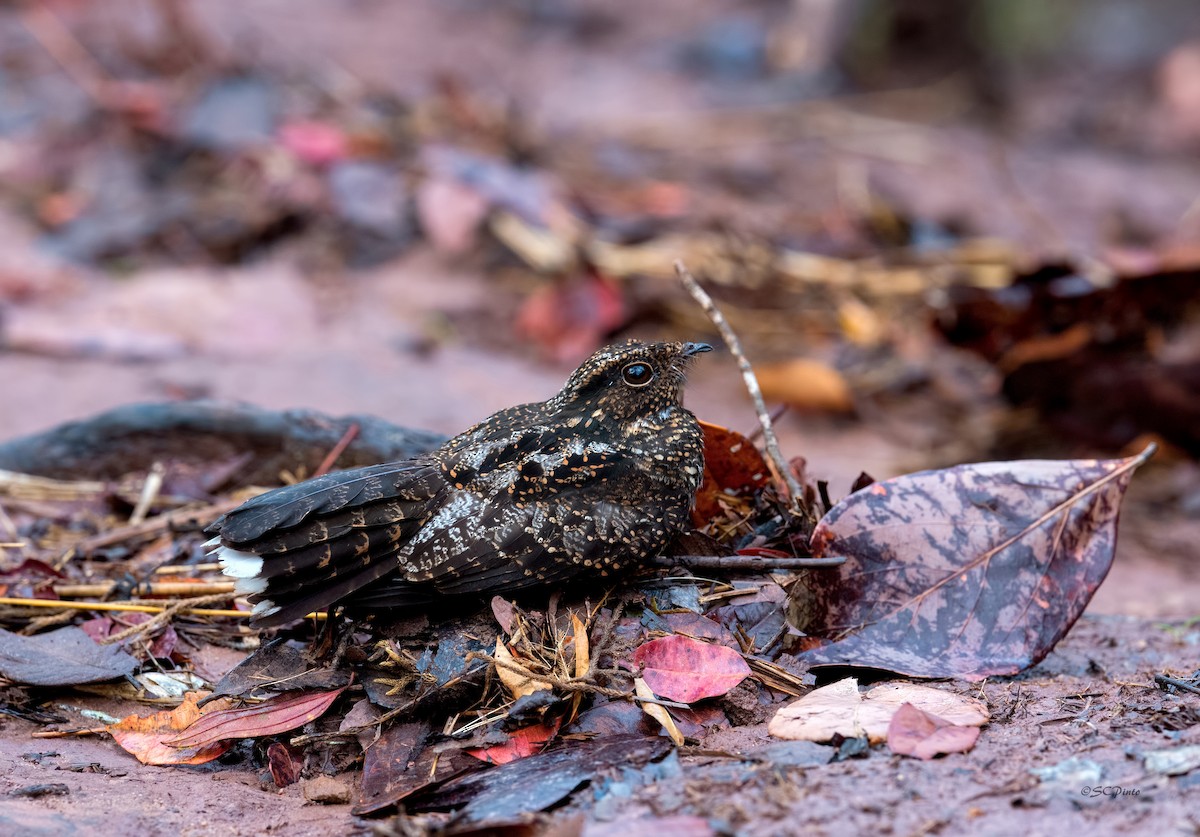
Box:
[674,259,813,522]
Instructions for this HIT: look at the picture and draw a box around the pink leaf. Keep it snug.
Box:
[887,702,981,760]
[633,635,750,703]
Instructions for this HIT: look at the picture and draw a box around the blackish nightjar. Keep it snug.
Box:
[206,340,712,626]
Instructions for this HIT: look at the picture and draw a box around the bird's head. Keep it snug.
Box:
[549,339,712,423]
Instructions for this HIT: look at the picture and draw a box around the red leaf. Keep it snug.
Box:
[798,446,1155,679]
[887,702,980,760]
[633,635,750,703]
[466,718,562,765]
[692,422,770,526]
[515,272,625,363]
[166,687,346,748]
[278,120,348,166]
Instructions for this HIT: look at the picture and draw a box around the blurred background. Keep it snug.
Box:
[0,0,1197,614]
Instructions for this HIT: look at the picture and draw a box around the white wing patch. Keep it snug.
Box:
[215,545,264,579]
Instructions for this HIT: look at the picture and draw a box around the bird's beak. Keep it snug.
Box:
[682,342,713,357]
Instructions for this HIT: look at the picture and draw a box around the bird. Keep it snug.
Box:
[206,339,712,626]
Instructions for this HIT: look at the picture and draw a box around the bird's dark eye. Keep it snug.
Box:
[621,362,654,387]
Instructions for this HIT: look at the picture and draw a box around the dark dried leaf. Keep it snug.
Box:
[267,742,302,787]
[206,638,351,701]
[662,612,738,647]
[415,734,672,823]
[0,627,138,687]
[710,601,787,655]
[797,447,1154,678]
[79,614,177,661]
[355,722,480,817]
[567,700,651,737]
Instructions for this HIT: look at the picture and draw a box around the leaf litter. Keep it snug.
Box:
[0,278,1166,829]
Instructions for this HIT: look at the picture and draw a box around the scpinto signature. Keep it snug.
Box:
[1081,786,1142,799]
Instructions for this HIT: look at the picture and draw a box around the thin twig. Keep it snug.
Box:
[65,497,245,559]
[312,423,360,478]
[98,592,243,645]
[31,727,108,739]
[54,581,237,598]
[1154,674,1200,696]
[128,462,166,525]
[154,563,222,574]
[652,554,845,571]
[746,404,789,443]
[0,596,256,619]
[675,259,812,521]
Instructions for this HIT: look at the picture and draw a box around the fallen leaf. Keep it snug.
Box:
[207,637,351,700]
[418,734,672,823]
[514,272,625,363]
[692,422,770,525]
[491,596,518,636]
[768,678,987,744]
[278,120,348,166]
[886,702,981,759]
[756,358,854,413]
[416,176,490,254]
[568,612,590,724]
[80,613,177,661]
[1143,744,1200,776]
[795,447,1155,678]
[355,721,474,817]
[494,637,552,700]
[0,626,138,687]
[662,612,738,647]
[709,600,787,655]
[636,677,684,746]
[466,718,562,765]
[267,742,302,787]
[108,691,234,765]
[166,687,346,748]
[633,634,751,703]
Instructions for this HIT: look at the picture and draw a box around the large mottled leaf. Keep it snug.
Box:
[0,626,138,686]
[793,446,1154,679]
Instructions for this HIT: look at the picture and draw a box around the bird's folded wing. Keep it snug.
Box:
[207,460,446,625]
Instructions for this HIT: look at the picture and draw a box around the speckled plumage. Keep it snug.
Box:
[207,340,711,626]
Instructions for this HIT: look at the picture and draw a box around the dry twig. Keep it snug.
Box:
[97,592,240,645]
[653,554,844,571]
[312,423,360,479]
[674,259,813,522]
[54,581,237,598]
[0,596,245,619]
